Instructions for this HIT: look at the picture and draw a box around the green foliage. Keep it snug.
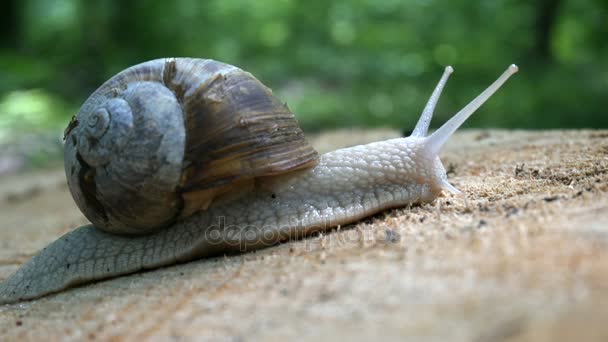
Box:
[1,0,607,141]
[0,89,72,141]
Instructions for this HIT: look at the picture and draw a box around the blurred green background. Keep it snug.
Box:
[0,0,607,172]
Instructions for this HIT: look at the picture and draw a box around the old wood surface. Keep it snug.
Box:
[1,129,607,341]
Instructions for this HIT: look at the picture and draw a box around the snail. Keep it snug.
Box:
[0,58,518,304]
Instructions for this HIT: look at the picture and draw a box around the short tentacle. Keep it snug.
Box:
[441,179,461,194]
[411,66,454,137]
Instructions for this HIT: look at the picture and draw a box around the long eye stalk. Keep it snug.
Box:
[411,66,454,137]
[424,64,519,155]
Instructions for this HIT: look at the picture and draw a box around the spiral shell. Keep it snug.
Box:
[64,58,318,235]
[77,98,133,166]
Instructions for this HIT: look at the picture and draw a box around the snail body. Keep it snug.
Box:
[0,59,518,304]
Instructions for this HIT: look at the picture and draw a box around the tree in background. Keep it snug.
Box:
[0,0,606,139]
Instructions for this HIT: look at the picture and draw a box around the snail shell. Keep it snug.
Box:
[0,63,518,305]
[63,58,318,235]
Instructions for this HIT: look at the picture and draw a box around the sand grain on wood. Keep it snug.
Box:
[1,129,608,341]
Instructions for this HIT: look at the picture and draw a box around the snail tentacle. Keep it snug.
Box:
[0,61,518,304]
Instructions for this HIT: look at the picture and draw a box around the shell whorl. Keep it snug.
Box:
[77,98,133,166]
[64,58,318,235]
[65,74,187,235]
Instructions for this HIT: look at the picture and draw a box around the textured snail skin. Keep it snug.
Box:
[0,138,441,304]
[0,64,518,304]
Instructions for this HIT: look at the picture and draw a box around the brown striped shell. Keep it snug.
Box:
[63,58,318,235]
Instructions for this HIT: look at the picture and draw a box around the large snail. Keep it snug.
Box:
[0,58,518,304]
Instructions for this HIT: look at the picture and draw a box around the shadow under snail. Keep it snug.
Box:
[0,58,518,304]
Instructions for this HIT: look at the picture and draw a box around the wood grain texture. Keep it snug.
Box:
[1,129,608,341]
